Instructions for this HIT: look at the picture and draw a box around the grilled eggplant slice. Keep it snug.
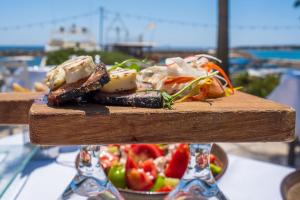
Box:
[93,90,163,108]
[48,63,110,106]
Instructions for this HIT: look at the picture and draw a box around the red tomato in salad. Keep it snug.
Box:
[126,168,154,191]
[139,159,158,179]
[99,152,119,170]
[209,154,217,164]
[165,144,189,179]
[130,144,164,160]
[126,156,138,169]
[125,157,157,191]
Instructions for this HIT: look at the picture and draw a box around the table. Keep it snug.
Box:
[0,92,43,124]
[0,135,294,200]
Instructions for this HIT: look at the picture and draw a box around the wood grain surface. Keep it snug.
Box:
[29,92,295,145]
[0,92,43,124]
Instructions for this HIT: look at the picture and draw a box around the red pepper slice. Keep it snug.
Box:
[165,144,189,179]
[126,156,138,170]
[130,144,164,160]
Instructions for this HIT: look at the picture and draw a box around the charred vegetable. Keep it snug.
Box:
[93,90,163,108]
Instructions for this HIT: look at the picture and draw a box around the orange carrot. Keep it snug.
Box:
[164,76,195,85]
[204,62,234,94]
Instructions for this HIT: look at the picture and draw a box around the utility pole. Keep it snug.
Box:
[216,0,229,76]
[99,6,104,49]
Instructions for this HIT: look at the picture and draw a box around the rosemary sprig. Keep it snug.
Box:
[162,71,219,109]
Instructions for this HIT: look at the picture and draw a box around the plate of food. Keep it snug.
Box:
[76,143,228,200]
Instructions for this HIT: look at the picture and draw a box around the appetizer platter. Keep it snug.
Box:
[28,55,295,145]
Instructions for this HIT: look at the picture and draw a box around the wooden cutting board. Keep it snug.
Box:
[29,92,295,145]
[0,92,43,124]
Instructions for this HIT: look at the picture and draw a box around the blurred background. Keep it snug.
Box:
[0,0,300,199]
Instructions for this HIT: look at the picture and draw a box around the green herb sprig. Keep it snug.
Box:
[162,71,219,109]
[109,59,147,72]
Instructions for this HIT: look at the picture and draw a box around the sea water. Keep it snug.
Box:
[246,49,300,61]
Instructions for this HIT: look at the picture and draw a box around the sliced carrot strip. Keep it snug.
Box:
[164,76,195,85]
[204,62,234,94]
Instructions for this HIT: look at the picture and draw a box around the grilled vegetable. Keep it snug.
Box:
[93,90,163,108]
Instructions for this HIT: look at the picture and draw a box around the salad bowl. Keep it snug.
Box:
[74,143,228,200]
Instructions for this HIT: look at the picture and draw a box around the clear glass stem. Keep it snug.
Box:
[59,145,124,200]
[166,143,228,200]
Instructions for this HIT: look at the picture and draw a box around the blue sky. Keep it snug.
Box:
[0,0,299,47]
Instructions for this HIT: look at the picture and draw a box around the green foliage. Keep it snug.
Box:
[232,72,280,98]
[46,49,134,66]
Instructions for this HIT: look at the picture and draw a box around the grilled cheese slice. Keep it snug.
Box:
[101,68,137,93]
[45,56,96,90]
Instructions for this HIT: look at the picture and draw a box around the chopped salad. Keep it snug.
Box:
[98,144,223,192]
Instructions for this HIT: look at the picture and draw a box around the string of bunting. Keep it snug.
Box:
[0,8,299,31]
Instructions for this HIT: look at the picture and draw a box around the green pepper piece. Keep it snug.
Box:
[151,176,180,191]
[151,176,166,191]
[164,177,179,187]
[108,165,126,189]
[210,163,222,175]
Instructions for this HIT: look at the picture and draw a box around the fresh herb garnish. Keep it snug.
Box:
[109,59,146,72]
[162,71,219,109]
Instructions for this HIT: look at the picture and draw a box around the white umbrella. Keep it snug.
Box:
[268,70,300,137]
